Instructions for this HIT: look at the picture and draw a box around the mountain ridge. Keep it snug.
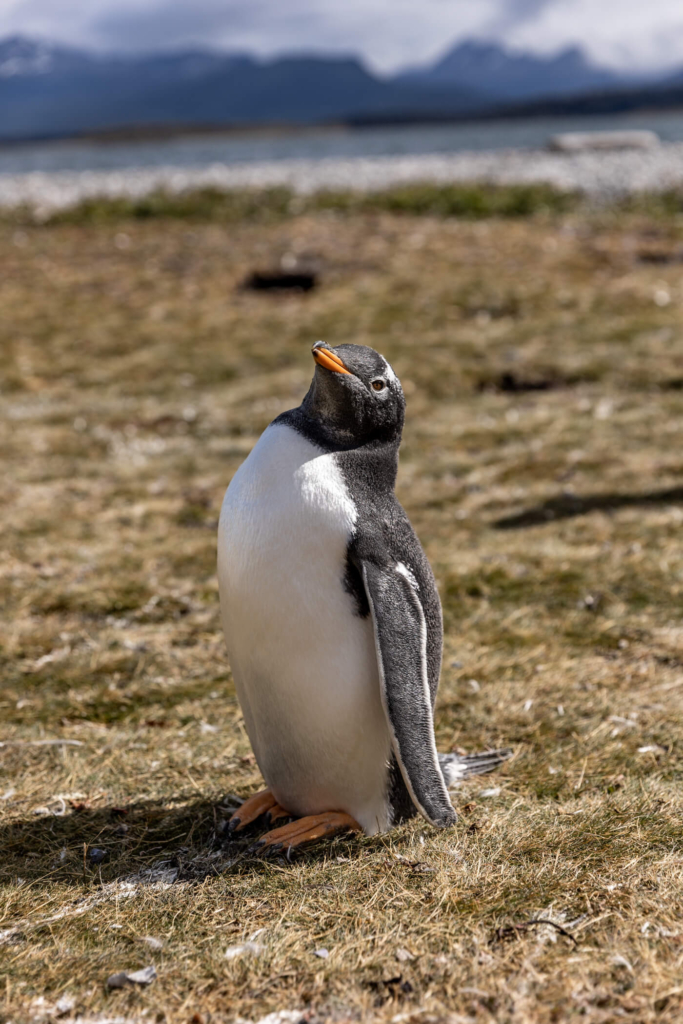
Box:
[0,34,680,142]
[397,39,632,99]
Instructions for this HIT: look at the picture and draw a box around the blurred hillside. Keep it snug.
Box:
[0,33,680,142]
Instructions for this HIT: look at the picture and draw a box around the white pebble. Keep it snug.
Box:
[4,142,683,215]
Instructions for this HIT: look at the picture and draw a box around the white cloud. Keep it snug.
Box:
[1,0,683,73]
[92,0,500,70]
[506,0,683,71]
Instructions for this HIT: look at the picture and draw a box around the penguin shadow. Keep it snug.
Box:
[0,797,362,887]
[493,483,683,530]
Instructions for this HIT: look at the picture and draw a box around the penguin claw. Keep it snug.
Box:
[246,838,285,858]
[228,788,280,833]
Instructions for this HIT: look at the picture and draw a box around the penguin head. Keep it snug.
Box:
[303,342,405,446]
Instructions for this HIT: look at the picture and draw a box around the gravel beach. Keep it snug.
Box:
[2,141,683,213]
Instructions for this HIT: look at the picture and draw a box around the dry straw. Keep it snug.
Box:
[1,193,683,1022]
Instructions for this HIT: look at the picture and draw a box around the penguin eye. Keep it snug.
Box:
[371,379,386,392]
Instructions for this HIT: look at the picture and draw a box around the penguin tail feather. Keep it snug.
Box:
[439,749,513,788]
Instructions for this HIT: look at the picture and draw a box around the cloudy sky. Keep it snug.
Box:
[2,0,683,73]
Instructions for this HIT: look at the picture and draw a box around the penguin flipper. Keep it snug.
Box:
[361,560,457,829]
[438,749,513,788]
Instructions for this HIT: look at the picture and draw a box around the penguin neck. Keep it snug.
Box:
[275,407,401,492]
[344,439,400,494]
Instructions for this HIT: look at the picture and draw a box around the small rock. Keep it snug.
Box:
[88,848,108,864]
[314,947,329,959]
[106,965,157,988]
[395,947,414,962]
[254,1013,307,1024]
[55,995,75,1016]
[225,941,264,960]
[243,269,317,293]
[594,399,613,420]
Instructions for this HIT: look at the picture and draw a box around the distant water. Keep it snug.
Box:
[2,109,683,176]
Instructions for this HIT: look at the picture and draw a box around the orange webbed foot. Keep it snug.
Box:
[249,811,361,857]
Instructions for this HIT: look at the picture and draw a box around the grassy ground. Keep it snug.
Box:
[1,188,683,1023]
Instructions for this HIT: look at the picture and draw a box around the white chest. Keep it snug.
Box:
[217,422,391,834]
[219,422,357,611]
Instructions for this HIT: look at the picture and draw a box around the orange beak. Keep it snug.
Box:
[312,342,351,375]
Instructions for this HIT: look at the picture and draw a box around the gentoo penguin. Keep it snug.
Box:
[217,342,509,854]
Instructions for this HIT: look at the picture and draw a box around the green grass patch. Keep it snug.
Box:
[10,181,581,226]
[315,181,579,218]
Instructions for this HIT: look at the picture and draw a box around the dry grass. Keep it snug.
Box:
[1,193,683,1024]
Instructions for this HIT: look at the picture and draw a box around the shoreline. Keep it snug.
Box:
[2,141,683,213]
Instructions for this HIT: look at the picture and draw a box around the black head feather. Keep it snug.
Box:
[299,342,405,450]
